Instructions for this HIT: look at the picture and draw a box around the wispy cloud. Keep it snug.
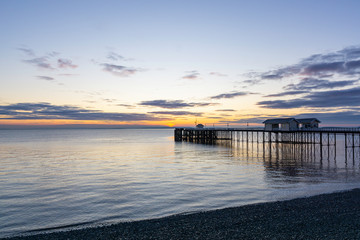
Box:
[36,76,55,81]
[0,103,165,121]
[19,47,78,71]
[24,57,53,70]
[239,79,262,86]
[247,46,360,112]
[283,78,357,91]
[294,111,360,124]
[101,63,139,77]
[149,111,202,116]
[246,46,360,84]
[264,90,307,97]
[107,51,126,61]
[210,72,227,77]
[210,91,250,99]
[17,47,35,56]
[258,87,360,109]
[58,59,78,69]
[139,99,214,109]
[117,103,134,108]
[215,109,235,112]
[182,71,200,80]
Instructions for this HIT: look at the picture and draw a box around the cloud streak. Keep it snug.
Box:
[211,91,250,99]
[247,46,360,85]
[101,63,139,77]
[0,103,165,121]
[210,72,227,77]
[37,76,55,81]
[149,111,202,116]
[19,48,78,71]
[24,57,53,70]
[58,59,78,69]
[264,90,307,97]
[182,71,200,80]
[283,78,357,91]
[258,87,360,109]
[17,47,35,56]
[139,100,214,109]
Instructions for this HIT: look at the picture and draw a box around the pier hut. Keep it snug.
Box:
[297,118,320,129]
[263,118,299,131]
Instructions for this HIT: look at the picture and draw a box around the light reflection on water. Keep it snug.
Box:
[0,129,359,237]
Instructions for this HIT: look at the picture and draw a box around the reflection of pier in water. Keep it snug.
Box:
[174,128,360,163]
[175,131,360,185]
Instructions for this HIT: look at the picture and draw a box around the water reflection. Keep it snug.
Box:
[185,139,360,185]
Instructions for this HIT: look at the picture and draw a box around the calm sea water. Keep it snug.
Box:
[1,129,360,237]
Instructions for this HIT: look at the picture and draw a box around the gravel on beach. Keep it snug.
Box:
[4,188,360,240]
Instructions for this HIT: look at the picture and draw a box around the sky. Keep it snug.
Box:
[1,0,360,128]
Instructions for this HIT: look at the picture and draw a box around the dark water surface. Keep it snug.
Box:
[1,129,359,237]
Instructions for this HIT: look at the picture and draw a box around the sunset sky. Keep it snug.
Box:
[1,0,360,128]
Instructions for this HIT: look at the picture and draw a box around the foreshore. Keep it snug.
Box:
[4,188,360,240]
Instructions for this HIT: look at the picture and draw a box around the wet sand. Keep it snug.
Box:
[4,188,360,240]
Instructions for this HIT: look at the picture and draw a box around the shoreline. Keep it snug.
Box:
[4,188,360,240]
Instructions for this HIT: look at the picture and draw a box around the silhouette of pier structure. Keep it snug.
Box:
[175,127,360,163]
[174,127,360,154]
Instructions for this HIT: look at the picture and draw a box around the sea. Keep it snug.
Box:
[1,128,360,238]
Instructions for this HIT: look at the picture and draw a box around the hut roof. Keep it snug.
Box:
[262,118,298,124]
[296,118,321,123]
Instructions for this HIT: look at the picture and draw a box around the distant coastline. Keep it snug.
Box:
[0,125,172,130]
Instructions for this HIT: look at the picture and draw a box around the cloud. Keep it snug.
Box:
[303,62,344,75]
[101,63,139,77]
[220,117,269,124]
[17,47,35,56]
[20,48,77,71]
[58,73,78,77]
[117,104,134,108]
[283,78,357,91]
[47,51,59,57]
[149,111,202,116]
[257,87,360,109]
[246,46,360,84]
[264,90,307,97]
[294,111,360,124]
[102,98,118,103]
[210,72,227,77]
[240,79,262,86]
[107,52,125,61]
[58,58,78,69]
[139,100,214,109]
[182,71,200,80]
[23,57,53,70]
[210,91,249,99]
[0,103,165,121]
[37,76,55,81]
[215,109,235,112]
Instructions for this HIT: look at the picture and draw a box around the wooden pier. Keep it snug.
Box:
[174,127,360,150]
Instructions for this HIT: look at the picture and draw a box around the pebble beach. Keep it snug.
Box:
[4,188,360,240]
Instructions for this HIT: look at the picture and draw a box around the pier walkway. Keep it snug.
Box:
[174,127,360,149]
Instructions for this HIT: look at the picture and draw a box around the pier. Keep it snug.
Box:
[175,128,359,145]
[174,128,360,159]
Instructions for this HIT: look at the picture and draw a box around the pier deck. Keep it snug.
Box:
[174,127,360,149]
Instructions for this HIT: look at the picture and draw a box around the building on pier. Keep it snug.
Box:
[263,118,299,131]
[263,118,321,131]
[297,118,320,129]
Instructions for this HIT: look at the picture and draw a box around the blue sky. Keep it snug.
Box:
[1,0,360,127]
